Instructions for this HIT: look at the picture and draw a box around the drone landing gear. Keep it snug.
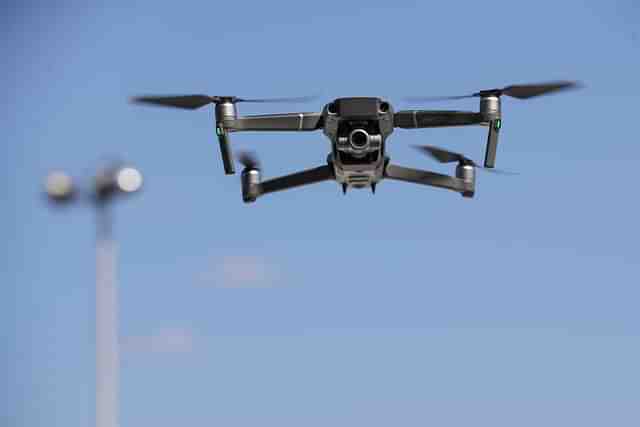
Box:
[337,182,377,195]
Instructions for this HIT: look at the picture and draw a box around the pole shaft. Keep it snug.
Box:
[96,206,119,427]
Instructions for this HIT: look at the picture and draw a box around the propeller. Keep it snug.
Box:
[131,94,318,110]
[238,151,260,170]
[413,145,518,175]
[406,80,581,103]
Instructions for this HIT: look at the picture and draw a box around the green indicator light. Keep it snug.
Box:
[494,119,502,130]
[216,127,223,136]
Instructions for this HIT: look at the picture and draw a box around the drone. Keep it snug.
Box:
[132,81,579,203]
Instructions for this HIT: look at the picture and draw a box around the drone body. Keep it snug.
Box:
[133,81,578,203]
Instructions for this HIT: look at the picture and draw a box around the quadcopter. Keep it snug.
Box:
[132,81,579,203]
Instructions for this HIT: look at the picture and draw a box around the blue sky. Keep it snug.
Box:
[3,1,640,426]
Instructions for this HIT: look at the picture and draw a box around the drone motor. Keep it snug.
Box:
[241,167,261,203]
[455,163,476,198]
[479,95,501,120]
[215,100,238,124]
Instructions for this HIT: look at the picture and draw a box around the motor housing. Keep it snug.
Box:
[479,95,501,121]
[241,168,261,203]
[456,163,475,198]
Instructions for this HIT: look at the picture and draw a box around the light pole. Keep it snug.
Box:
[45,162,143,427]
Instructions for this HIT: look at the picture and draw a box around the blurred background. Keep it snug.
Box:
[3,1,640,426]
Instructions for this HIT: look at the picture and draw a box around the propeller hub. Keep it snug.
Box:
[238,151,260,171]
[476,89,502,97]
[217,96,238,103]
[404,80,580,104]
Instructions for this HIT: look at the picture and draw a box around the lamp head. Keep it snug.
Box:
[45,171,75,203]
[95,164,143,202]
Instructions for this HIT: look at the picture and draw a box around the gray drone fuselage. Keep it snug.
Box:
[219,95,492,201]
[132,80,580,203]
[322,97,394,189]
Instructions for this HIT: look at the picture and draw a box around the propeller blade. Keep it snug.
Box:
[238,151,260,170]
[404,94,475,103]
[131,95,219,109]
[413,145,467,164]
[236,95,319,104]
[405,80,581,103]
[413,145,518,175]
[132,94,317,109]
[500,81,580,99]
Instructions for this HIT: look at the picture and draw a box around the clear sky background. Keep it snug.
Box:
[3,1,640,426]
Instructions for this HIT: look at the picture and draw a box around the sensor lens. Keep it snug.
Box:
[349,129,369,149]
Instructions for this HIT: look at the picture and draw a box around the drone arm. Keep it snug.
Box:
[394,110,484,129]
[224,112,323,132]
[213,112,322,176]
[258,164,335,197]
[483,119,501,168]
[384,163,467,194]
[215,128,235,174]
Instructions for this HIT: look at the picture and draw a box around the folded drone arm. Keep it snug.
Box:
[394,110,484,129]
[258,164,335,197]
[484,119,501,168]
[224,112,323,132]
[214,112,323,176]
[384,163,467,193]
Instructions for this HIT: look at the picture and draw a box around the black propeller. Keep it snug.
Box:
[238,151,260,170]
[406,80,581,103]
[131,94,317,110]
[413,145,518,175]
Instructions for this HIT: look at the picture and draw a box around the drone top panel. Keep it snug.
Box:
[334,97,382,119]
